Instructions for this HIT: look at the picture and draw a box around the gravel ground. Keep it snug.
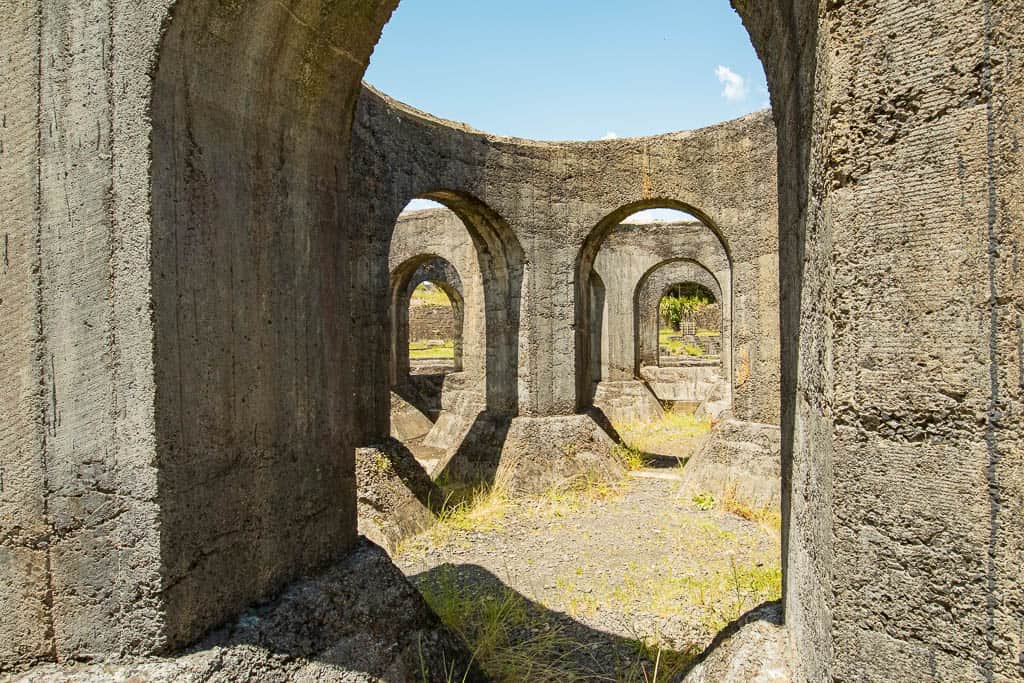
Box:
[394,469,781,681]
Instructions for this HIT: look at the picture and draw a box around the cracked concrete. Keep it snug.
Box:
[2,1,1022,680]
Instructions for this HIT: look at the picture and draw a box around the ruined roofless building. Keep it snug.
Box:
[1,1,1022,681]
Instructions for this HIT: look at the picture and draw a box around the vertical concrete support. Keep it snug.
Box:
[148,0,398,651]
[2,0,400,670]
[0,1,49,671]
[35,0,166,661]
[809,4,1024,680]
[520,240,580,416]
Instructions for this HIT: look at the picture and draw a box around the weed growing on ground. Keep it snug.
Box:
[398,475,625,556]
[689,481,782,532]
[416,567,591,682]
[617,413,712,457]
[692,492,716,510]
[373,452,392,473]
[437,488,510,531]
[621,625,702,683]
[398,488,512,552]
[529,473,623,520]
[601,553,782,636]
[417,566,703,683]
[693,557,782,634]
[613,442,649,471]
[718,483,782,532]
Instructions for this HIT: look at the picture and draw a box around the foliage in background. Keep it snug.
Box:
[658,283,715,331]
[411,281,453,307]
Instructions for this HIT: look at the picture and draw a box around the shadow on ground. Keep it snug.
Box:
[410,562,702,681]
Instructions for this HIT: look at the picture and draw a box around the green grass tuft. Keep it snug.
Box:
[409,339,455,360]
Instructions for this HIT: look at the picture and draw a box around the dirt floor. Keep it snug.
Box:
[393,420,781,682]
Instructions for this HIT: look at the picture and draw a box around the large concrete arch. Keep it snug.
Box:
[576,201,735,412]
[4,2,1022,681]
[4,0,403,664]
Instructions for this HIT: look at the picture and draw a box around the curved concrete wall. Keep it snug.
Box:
[346,87,780,424]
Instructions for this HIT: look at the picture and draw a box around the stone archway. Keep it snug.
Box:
[634,261,731,417]
[13,0,809,670]
[25,3,1020,681]
[389,254,466,386]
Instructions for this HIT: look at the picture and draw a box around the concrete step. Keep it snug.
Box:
[629,469,685,481]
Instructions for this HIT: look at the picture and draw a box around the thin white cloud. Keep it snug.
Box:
[715,65,748,103]
[601,131,619,140]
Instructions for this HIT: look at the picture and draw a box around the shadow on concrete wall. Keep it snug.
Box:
[435,413,513,486]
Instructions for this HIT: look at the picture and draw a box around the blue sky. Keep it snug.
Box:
[367,1,768,219]
[365,0,768,142]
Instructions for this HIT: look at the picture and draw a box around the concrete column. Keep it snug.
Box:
[517,243,579,416]
[0,2,50,671]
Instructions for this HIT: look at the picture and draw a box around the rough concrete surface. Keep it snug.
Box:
[493,415,625,494]
[679,603,791,683]
[3,0,1022,680]
[679,420,782,511]
[356,442,441,554]
[11,540,485,683]
[592,380,666,426]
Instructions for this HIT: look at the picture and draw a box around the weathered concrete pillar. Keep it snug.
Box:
[1,0,397,671]
[1,1,50,670]
[517,243,579,416]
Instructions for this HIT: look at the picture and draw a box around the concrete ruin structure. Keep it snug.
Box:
[2,1,1022,681]
[383,207,777,474]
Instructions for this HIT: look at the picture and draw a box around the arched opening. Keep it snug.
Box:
[380,196,524,480]
[632,257,732,421]
[395,193,525,422]
[388,254,465,422]
[138,1,823,681]
[656,282,721,367]
[409,282,462,373]
[578,204,732,413]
